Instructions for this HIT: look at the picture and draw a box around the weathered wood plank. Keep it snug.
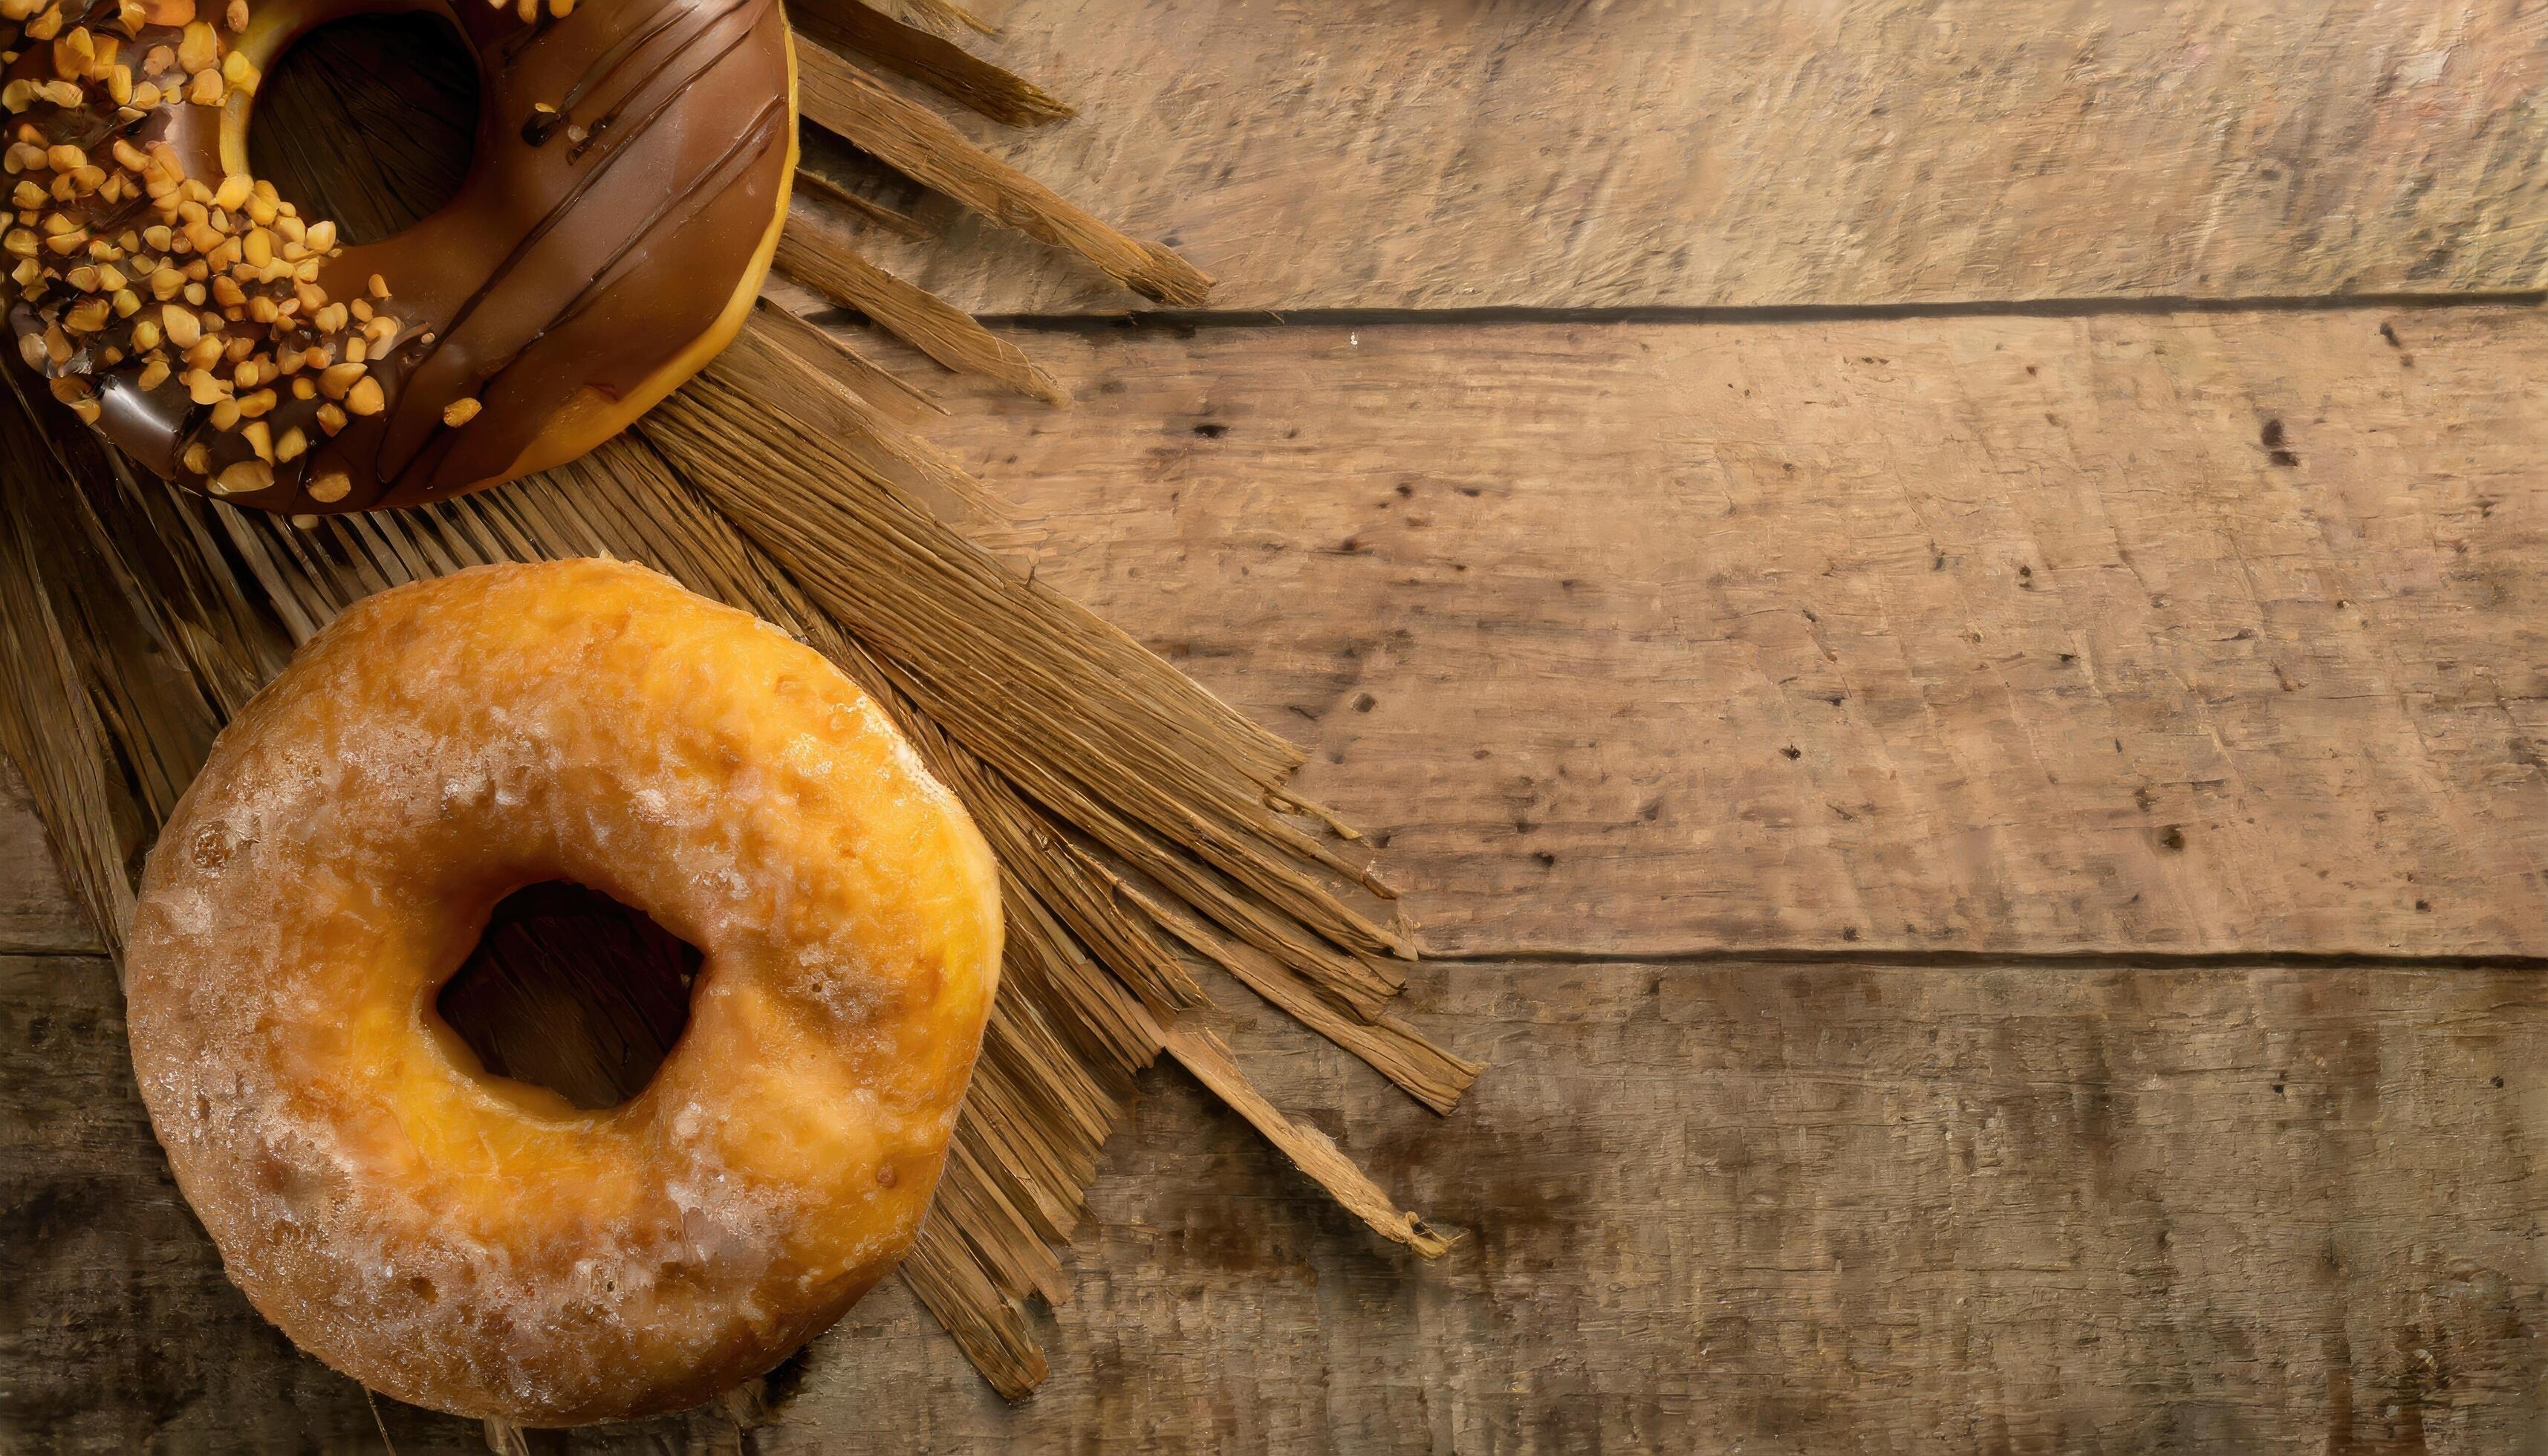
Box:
[0,755,95,955]
[839,0,2548,312]
[8,305,2547,960]
[13,951,2548,1451]
[879,303,2548,958]
[771,955,2548,1453]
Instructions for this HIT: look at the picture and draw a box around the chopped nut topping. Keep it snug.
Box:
[0,0,449,493]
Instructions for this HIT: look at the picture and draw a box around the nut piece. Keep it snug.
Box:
[212,456,270,495]
[306,469,350,503]
[317,360,364,399]
[175,19,215,72]
[441,396,481,427]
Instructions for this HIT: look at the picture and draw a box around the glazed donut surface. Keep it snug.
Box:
[125,559,1003,1423]
[3,0,793,512]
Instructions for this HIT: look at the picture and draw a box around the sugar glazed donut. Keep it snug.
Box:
[1,0,793,512]
[124,560,1004,1423]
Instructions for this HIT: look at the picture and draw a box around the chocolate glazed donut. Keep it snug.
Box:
[3,0,794,512]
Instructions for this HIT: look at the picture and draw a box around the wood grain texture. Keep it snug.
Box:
[5,305,2546,962]
[13,949,2548,1452]
[850,0,2548,313]
[851,303,2548,958]
[767,954,2548,1455]
[0,755,94,956]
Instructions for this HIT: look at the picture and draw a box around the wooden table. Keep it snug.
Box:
[8,1,2548,1449]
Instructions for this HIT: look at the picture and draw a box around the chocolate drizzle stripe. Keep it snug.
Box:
[372,0,780,484]
[559,0,699,114]
[492,98,786,386]
[498,10,565,69]
[565,0,765,161]
[522,0,702,146]
[435,102,782,494]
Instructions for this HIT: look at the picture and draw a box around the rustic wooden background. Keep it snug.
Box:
[8,0,2548,1449]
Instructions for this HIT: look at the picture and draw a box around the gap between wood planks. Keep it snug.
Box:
[961,291,2548,333]
[1430,948,2548,972]
[10,946,2548,972]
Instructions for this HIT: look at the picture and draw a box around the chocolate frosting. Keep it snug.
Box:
[4,0,792,512]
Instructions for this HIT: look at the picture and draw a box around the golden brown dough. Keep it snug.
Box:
[125,559,1001,1424]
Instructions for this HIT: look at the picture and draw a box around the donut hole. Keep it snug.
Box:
[435,882,701,1111]
[246,13,481,244]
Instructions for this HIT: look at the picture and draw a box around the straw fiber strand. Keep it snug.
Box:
[793,0,1076,126]
[789,37,1210,305]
